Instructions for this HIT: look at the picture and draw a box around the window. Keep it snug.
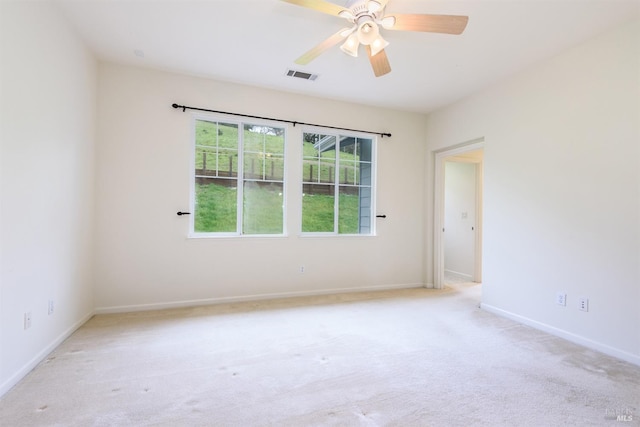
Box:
[192,117,285,236]
[302,131,375,235]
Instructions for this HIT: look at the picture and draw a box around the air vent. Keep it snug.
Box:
[286,69,318,81]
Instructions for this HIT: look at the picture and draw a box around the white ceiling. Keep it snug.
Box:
[54,0,639,114]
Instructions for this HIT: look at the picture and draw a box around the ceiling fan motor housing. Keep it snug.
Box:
[356,17,379,45]
[348,2,370,16]
[344,0,384,20]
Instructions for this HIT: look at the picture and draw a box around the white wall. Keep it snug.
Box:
[444,161,477,279]
[0,1,96,394]
[95,64,427,311]
[425,19,640,364]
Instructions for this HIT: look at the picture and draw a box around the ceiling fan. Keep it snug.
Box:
[281,0,468,77]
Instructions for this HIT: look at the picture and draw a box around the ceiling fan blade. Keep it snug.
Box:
[295,27,353,65]
[386,14,468,35]
[366,45,391,77]
[280,0,346,17]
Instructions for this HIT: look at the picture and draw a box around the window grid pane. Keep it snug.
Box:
[338,186,360,234]
[195,120,238,179]
[302,185,335,233]
[243,181,284,234]
[194,177,238,233]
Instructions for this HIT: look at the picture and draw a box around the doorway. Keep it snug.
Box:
[433,140,484,289]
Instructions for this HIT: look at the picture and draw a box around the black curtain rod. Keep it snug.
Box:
[171,103,392,138]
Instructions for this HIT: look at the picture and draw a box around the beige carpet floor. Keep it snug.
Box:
[1,284,638,426]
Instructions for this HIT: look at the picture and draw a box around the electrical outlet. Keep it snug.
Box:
[24,312,32,330]
[556,292,566,306]
[300,265,305,273]
[579,297,589,312]
[48,300,54,315]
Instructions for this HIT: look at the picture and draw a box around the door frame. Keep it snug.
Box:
[433,138,484,289]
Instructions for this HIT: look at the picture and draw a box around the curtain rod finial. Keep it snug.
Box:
[171,103,186,112]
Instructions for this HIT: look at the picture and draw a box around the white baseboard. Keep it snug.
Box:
[0,310,95,397]
[481,303,640,367]
[95,283,427,314]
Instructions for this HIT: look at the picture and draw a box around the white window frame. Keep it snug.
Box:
[189,113,287,238]
[300,125,377,237]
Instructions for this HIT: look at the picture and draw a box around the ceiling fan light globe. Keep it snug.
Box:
[369,35,389,56]
[357,20,380,45]
[340,34,360,57]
